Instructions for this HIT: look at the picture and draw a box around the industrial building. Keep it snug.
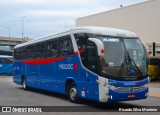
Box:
[0,36,30,50]
[76,0,160,53]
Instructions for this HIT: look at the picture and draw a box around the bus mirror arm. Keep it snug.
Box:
[88,38,104,56]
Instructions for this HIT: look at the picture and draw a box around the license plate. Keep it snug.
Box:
[128,94,135,98]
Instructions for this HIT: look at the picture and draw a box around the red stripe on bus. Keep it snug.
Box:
[74,49,85,55]
[74,52,79,55]
[21,57,65,65]
[20,50,85,65]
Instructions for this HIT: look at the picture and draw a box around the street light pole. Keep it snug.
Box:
[5,27,10,50]
[20,16,26,41]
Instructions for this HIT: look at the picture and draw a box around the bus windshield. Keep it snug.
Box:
[0,57,13,64]
[98,36,147,80]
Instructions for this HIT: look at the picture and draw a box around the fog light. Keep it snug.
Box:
[108,95,113,99]
[110,95,113,99]
[145,93,148,97]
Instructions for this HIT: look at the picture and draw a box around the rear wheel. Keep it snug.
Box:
[22,77,28,90]
[67,83,79,103]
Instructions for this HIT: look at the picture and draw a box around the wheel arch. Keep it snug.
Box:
[65,78,76,95]
[21,75,26,85]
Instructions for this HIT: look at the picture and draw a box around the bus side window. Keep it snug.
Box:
[46,40,52,58]
[45,40,58,58]
[40,43,45,58]
[35,44,40,59]
[6,58,13,64]
[0,58,5,64]
[58,36,74,57]
[74,34,88,66]
[86,41,99,74]
[21,47,27,60]
[51,40,58,57]
[0,59,1,64]
[27,46,30,59]
[27,45,35,60]
[15,49,18,60]
[23,47,27,60]
[26,46,29,59]
[16,49,20,60]
[17,48,21,60]
[14,49,17,60]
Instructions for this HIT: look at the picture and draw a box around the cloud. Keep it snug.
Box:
[0,0,146,38]
[0,0,93,6]
[25,8,111,18]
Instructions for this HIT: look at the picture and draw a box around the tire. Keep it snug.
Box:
[22,77,28,90]
[67,83,79,103]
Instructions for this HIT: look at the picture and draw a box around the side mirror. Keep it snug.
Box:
[88,38,104,56]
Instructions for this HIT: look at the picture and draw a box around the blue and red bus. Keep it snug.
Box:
[13,27,149,103]
[0,55,13,74]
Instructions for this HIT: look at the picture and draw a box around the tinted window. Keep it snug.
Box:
[58,36,74,57]
[35,43,41,59]
[86,41,99,73]
[40,43,45,58]
[14,48,21,60]
[27,45,35,60]
[75,33,88,50]
[6,58,13,64]
[14,49,18,60]
[74,33,89,66]
[34,42,45,59]
[21,47,27,60]
[46,40,58,58]
[0,58,12,64]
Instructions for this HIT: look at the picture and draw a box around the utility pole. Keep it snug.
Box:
[20,16,26,41]
[5,27,10,50]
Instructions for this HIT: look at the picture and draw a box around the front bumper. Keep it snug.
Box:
[107,87,148,102]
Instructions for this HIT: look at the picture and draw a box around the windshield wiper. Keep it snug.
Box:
[118,49,143,77]
[125,50,143,77]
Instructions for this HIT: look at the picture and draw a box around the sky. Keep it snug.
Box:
[0,0,146,39]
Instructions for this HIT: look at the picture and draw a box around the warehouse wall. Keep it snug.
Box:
[76,0,160,43]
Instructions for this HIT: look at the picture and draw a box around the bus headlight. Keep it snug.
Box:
[108,85,118,90]
[109,95,113,99]
[145,93,148,97]
[143,83,148,88]
[96,80,107,87]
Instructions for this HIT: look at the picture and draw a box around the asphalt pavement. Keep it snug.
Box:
[0,75,159,115]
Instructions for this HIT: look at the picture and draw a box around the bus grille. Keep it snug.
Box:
[112,86,147,92]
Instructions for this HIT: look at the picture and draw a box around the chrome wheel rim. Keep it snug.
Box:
[23,79,26,89]
[70,87,77,101]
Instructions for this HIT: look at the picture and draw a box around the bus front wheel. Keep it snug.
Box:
[67,83,79,103]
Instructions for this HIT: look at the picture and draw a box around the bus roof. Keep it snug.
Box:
[0,55,13,58]
[14,26,138,49]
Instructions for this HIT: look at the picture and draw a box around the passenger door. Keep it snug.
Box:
[85,41,99,100]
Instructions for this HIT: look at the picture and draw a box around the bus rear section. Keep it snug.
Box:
[13,27,149,103]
